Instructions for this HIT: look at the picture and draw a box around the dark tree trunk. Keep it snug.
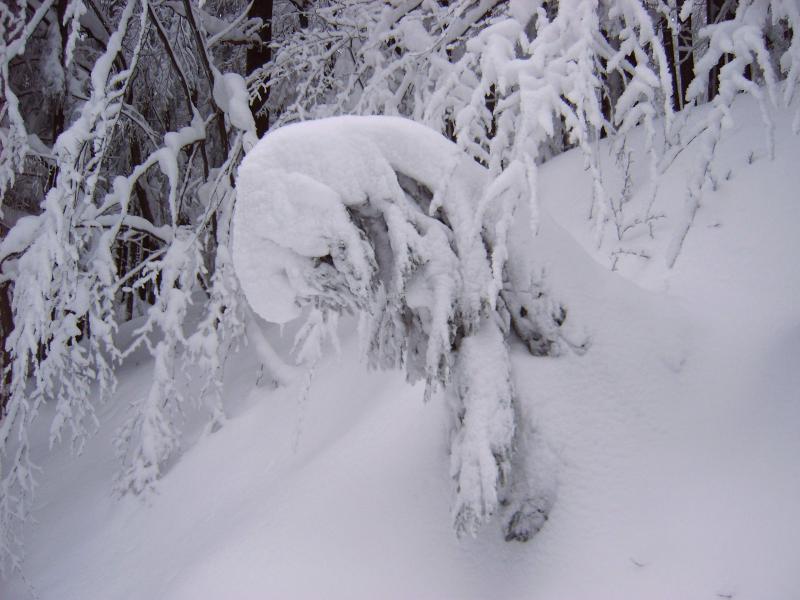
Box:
[660,0,696,111]
[0,279,12,414]
[707,0,736,99]
[247,0,274,138]
[52,0,69,145]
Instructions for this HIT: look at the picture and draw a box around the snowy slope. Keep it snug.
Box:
[3,98,800,600]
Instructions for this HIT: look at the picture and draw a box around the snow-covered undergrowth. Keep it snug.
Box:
[3,97,800,599]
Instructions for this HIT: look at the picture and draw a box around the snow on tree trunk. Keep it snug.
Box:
[233,115,568,536]
[449,315,514,537]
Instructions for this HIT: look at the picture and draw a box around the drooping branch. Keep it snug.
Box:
[233,116,570,537]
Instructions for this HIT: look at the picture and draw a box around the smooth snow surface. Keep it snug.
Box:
[3,98,800,600]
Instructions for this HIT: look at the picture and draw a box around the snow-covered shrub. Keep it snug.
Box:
[667,0,800,266]
[233,115,571,537]
[0,0,263,574]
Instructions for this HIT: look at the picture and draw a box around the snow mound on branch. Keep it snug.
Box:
[213,70,256,138]
[233,116,484,324]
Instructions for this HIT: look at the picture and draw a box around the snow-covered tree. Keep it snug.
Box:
[0,0,264,573]
[233,115,571,537]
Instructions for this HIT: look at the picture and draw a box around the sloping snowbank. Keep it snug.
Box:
[3,97,799,600]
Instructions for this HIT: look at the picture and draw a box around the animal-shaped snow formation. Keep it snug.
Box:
[234,117,487,324]
[233,116,564,538]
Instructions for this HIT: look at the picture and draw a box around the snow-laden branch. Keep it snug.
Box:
[0,0,262,573]
[0,0,56,205]
[233,115,569,537]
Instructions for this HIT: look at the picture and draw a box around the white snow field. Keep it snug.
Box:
[3,96,800,600]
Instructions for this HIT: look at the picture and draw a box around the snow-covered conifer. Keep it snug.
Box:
[233,115,570,537]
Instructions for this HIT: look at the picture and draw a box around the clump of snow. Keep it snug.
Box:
[233,116,488,340]
[213,69,257,148]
